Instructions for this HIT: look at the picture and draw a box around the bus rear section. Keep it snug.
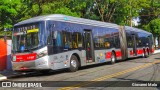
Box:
[124,26,154,59]
[12,22,50,71]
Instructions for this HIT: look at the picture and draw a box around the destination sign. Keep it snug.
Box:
[27,29,39,33]
[14,23,39,36]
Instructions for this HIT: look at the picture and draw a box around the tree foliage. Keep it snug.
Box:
[0,0,160,37]
[144,19,160,36]
[0,0,21,29]
[139,0,160,26]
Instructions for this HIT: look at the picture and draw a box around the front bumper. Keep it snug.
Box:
[12,57,50,71]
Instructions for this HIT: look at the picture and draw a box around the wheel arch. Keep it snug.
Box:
[146,48,150,55]
[110,50,116,64]
[72,53,81,67]
[112,50,116,57]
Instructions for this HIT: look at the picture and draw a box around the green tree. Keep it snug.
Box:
[0,0,159,34]
[0,0,21,29]
[139,0,160,27]
[21,0,80,18]
[0,0,24,36]
[81,0,150,26]
[144,18,160,48]
[145,19,160,36]
[108,0,151,26]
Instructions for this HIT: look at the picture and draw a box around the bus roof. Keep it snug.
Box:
[125,26,151,35]
[14,14,119,29]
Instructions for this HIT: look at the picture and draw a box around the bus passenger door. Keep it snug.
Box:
[131,34,137,56]
[84,30,95,62]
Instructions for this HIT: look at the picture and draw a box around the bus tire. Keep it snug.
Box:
[39,70,50,74]
[69,55,79,72]
[111,52,116,64]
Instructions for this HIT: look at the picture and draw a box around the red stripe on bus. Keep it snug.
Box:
[13,53,37,62]
[115,50,122,57]
[106,52,112,59]
[151,48,154,53]
[137,49,143,55]
[130,50,134,56]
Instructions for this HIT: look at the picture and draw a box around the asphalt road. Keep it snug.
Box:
[1,53,160,90]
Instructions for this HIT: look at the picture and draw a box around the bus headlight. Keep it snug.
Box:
[36,50,47,59]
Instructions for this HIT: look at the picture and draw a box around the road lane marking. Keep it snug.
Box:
[59,60,160,90]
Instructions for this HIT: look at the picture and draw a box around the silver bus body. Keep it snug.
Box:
[12,14,154,71]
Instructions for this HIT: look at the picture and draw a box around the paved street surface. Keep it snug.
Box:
[1,53,160,90]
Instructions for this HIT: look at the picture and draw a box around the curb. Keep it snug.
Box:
[153,51,160,54]
[0,74,22,81]
[0,71,24,81]
[0,72,35,81]
[0,76,7,81]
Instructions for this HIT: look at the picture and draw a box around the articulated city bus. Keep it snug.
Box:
[11,14,154,72]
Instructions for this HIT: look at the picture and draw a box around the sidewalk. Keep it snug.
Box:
[153,49,160,54]
[0,70,13,81]
[0,70,27,81]
[1,49,160,81]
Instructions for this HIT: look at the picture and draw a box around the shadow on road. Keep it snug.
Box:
[155,58,160,60]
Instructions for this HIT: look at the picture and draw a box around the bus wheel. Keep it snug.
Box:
[39,70,50,74]
[69,55,79,72]
[111,52,116,64]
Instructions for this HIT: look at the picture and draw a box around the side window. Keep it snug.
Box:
[109,36,114,48]
[141,37,146,46]
[62,31,72,49]
[30,33,39,47]
[99,37,104,48]
[93,35,106,49]
[126,33,132,48]
[114,35,120,48]
[47,31,53,45]
[94,37,99,48]
[47,31,62,47]
[78,33,82,48]
[138,38,142,47]
[104,37,111,48]
[56,31,62,47]
[94,33,112,49]
[72,32,78,48]
[140,37,148,46]
[94,36,105,48]
[136,36,139,46]
[72,32,82,49]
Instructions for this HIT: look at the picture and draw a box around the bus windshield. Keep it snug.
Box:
[13,25,39,53]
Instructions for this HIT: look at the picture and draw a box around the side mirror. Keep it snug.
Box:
[3,28,12,41]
